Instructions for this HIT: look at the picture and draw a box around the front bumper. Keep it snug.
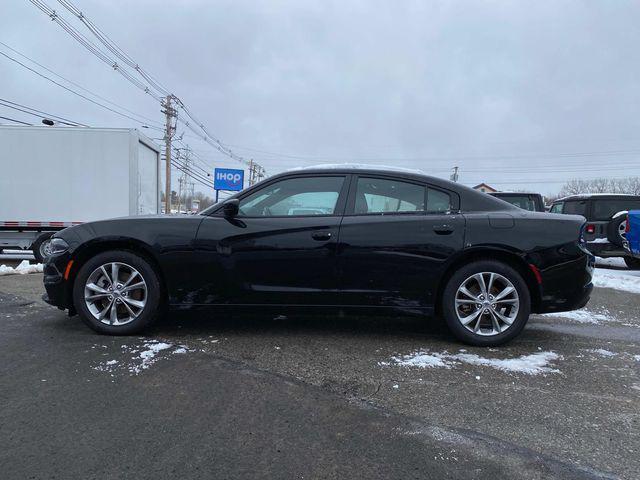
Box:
[42,253,73,313]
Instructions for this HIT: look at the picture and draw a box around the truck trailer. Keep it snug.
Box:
[0,126,161,262]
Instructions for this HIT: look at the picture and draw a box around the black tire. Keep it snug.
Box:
[72,250,162,335]
[624,257,640,270]
[606,214,627,247]
[441,260,531,347]
[31,232,54,263]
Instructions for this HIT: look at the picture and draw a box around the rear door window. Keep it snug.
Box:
[354,177,425,214]
[563,200,588,217]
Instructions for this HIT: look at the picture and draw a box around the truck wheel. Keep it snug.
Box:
[624,257,640,270]
[606,213,627,247]
[72,250,162,335]
[441,260,531,347]
[31,232,54,263]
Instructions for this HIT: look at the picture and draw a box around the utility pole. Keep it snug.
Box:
[248,159,254,186]
[162,95,177,214]
[450,166,459,183]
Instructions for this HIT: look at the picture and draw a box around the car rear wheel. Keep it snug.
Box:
[624,257,640,270]
[73,250,162,335]
[441,260,531,346]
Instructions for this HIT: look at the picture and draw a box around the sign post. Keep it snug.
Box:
[214,168,245,202]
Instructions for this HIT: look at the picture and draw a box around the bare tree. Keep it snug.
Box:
[559,177,640,197]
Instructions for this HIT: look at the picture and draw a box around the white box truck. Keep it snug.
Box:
[0,126,161,262]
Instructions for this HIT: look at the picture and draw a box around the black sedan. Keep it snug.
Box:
[43,167,594,346]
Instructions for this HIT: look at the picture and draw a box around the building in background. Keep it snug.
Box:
[473,183,498,193]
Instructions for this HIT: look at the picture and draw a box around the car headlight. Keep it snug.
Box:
[49,237,70,255]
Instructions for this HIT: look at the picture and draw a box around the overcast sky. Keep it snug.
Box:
[2,0,640,195]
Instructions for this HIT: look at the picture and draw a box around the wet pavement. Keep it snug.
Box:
[1,269,638,479]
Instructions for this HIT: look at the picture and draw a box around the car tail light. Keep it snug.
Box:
[585,224,596,234]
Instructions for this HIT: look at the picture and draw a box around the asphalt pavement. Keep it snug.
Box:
[1,269,638,479]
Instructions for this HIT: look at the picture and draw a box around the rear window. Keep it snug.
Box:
[563,200,588,216]
[494,195,537,212]
[592,199,640,221]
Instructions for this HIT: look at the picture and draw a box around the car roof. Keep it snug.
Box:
[283,164,447,185]
[553,193,640,202]
[490,192,542,196]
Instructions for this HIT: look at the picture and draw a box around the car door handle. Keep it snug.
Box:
[311,231,332,241]
[433,224,454,235]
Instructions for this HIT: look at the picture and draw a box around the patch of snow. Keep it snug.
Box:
[92,341,191,375]
[541,308,615,324]
[634,355,640,362]
[389,351,453,369]
[595,257,627,268]
[392,384,399,389]
[592,268,640,294]
[386,350,562,375]
[587,348,617,357]
[133,342,172,374]
[612,210,628,219]
[588,238,610,244]
[451,352,562,375]
[0,260,43,276]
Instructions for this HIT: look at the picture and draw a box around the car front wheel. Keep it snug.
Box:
[441,260,531,346]
[73,250,162,335]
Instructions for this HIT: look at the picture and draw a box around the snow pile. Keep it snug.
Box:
[592,268,640,294]
[0,260,43,276]
[92,340,192,375]
[595,258,626,268]
[390,351,452,369]
[586,348,617,357]
[452,351,562,375]
[387,350,563,375]
[542,308,615,324]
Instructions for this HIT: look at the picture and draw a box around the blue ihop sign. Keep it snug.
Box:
[214,168,245,191]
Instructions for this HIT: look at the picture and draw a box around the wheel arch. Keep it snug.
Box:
[65,238,167,311]
[435,247,541,315]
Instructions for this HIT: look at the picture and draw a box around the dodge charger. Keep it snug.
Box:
[43,166,594,346]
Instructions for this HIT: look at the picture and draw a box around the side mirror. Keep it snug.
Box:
[222,199,240,218]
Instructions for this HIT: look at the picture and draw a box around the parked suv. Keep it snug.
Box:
[550,194,640,268]
[489,192,545,212]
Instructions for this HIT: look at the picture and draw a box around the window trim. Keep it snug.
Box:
[209,173,352,219]
[343,174,459,217]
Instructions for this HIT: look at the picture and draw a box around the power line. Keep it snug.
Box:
[0,97,85,126]
[31,0,265,172]
[0,50,162,130]
[56,0,171,97]
[0,40,162,128]
[28,0,162,101]
[0,115,32,125]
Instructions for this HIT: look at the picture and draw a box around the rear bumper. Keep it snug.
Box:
[535,248,595,314]
[586,241,630,258]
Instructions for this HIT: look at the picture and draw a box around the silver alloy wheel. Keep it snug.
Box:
[84,262,147,326]
[40,239,53,259]
[454,272,519,336]
[619,220,627,239]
